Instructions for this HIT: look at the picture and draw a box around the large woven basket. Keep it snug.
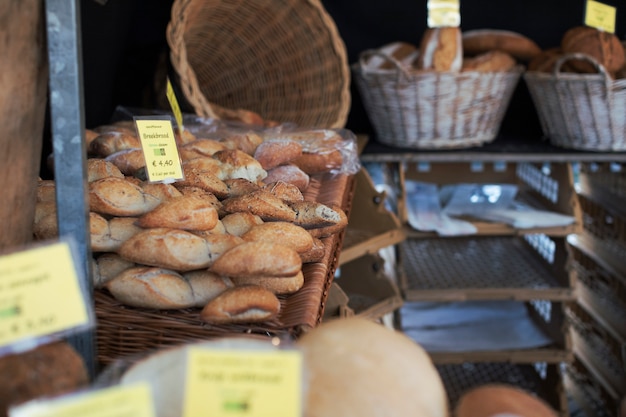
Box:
[166,0,350,128]
[524,53,626,152]
[352,50,523,149]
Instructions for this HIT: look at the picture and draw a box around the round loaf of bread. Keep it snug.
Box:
[415,27,463,72]
[462,29,541,62]
[455,384,558,417]
[561,25,625,74]
[296,317,448,417]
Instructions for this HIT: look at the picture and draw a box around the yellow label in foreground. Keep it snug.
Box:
[427,0,461,27]
[166,77,185,132]
[584,0,616,33]
[0,242,90,348]
[183,348,302,417]
[10,382,155,417]
[135,118,184,183]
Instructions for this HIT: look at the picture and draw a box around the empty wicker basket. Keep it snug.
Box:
[166,0,351,128]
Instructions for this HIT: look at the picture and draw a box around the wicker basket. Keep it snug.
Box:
[166,0,350,128]
[524,53,626,152]
[351,50,523,149]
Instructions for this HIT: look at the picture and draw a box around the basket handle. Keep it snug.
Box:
[554,52,613,100]
[358,49,412,79]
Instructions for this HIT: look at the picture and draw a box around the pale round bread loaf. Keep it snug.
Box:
[455,384,558,417]
[296,317,448,417]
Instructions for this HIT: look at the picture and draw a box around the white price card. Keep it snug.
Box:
[427,0,461,27]
[9,382,155,417]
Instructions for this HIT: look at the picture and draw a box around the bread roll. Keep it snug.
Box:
[199,284,281,324]
[92,252,135,288]
[261,181,304,204]
[176,166,229,199]
[182,270,234,307]
[210,241,302,278]
[179,138,226,160]
[136,195,219,231]
[416,27,463,72]
[118,228,213,271]
[85,128,100,147]
[105,266,197,309]
[140,181,183,202]
[223,178,261,198]
[307,206,349,238]
[202,233,245,263]
[88,131,141,157]
[221,190,297,222]
[253,139,303,170]
[375,41,420,70]
[455,384,558,417]
[462,29,541,62]
[241,222,314,253]
[296,317,448,417]
[212,149,267,182]
[190,219,226,237]
[105,148,147,176]
[36,179,56,203]
[230,271,304,295]
[561,26,625,74]
[219,132,264,155]
[91,215,143,252]
[300,237,326,263]
[33,201,58,240]
[182,156,226,180]
[290,201,346,229]
[462,50,517,72]
[87,158,125,182]
[89,177,161,216]
[264,164,310,192]
[291,150,343,175]
[221,212,264,236]
[175,185,222,210]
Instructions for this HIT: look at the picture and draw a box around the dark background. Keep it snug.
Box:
[75,0,625,141]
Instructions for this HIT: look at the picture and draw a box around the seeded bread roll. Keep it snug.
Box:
[220,212,264,236]
[182,157,226,180]
[261,181,304,203]
[210,241,302,278]
[199,284,281,324]
[253,139,303,170]
[105,266,197,309]
[415,27,463,72]
[87,158,125,182]
[136,195,219,231]
[89,177,161,217]
[241,222,314,253]
[176,166,229,199]
[462,50,517,72]
[223,178,261,198]
[221,190,297,222]
[462,29,541,62]
[231,271,305,295]
[118,228,213,271]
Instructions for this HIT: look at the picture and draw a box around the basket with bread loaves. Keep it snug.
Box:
[524,25,626,151]
[352,28,537,149]
[35,118,359,367]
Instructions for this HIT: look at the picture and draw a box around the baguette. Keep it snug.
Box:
[179,138,227,160]
[224,178,261,198]
[91,215,143,252]
[36,180,56,203]
[140,181,183,202]
[199,284,281,324]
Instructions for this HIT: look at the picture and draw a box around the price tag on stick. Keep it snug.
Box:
[584,0,616,33]
[427,0,461,28]
[135,116,184,183]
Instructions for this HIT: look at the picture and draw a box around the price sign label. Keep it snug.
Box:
[135,117,184,183]
[0,241,91,351]
[584,0,616,33]
[183,348,303,417]
[9,382,155,417]
[427,0,461,27]
[166,77,185,133]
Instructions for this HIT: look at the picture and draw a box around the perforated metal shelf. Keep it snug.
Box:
[399,235,574,301]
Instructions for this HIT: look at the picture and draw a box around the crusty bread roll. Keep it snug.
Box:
[230,271,304,295]
[118,227,213,271]
[175,185,222,209]
[89,177,161,217]
[263,164,310,192]
[140,181,183,202]
[561,25,625,74]
[454,384,558,417]
[221,190,297,222]
[462,29,541,62]
[212,149,267,182]
[416,27,463,72]
[88,131,141,157]
[182,270,234,307]
[210,241,302,278]
[241,221,314,253]
[223,178,261,198]
[105,266,197,309]
[176,166,229,199]
[136,195,219,231]
[296,317,448,417]
[182,156,226,180]
[85,128,100,147]
[190,219,227,237]
[219,132,264,155]
[199,284,281,324]
[220,212,264,236]
[253,139,303,170]
[462,50,517,72]
[261,181,304,204]
[179,138,227,160]
[307,205,349,238]
[90,213,143,252]
[104,148,147,176]
[300,237,326,263]
[291,150,343,175]
[202,233,245,263]
[87,158,125,182]
[375,41,420,70]
[289,201,346,230]
[33,201,58,240]
[92,252,135,288]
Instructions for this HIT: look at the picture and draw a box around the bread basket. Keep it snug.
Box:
[352,50,523,149]
[524,53,626,151]
[166,0,351,128]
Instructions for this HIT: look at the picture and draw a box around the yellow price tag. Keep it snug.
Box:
[584,0,616,33]
[135,118,184,183]
[427,0,461,27]
[166,77,185,132]
[0,242,90,349]
[9,382,155,417]
[183,348,302,417]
